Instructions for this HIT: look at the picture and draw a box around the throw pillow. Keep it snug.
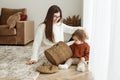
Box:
[20,14,27,21]
[7,12,21,29]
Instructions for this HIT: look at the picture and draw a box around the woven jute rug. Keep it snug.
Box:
[0,46,47,80]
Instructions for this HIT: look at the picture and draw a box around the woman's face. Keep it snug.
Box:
[53,12,60,24]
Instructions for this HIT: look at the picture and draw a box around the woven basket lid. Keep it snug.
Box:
[36,64,58,74]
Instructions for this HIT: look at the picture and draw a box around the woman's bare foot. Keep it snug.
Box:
[26,60,36,65]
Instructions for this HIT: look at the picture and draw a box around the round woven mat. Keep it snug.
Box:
[36,64,58,74]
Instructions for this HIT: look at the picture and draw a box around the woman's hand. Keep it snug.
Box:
[26,60,36,65]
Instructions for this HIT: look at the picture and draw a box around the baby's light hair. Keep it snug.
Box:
[72,29,88,42]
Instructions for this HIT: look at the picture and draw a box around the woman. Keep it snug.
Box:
[27,5,85,65]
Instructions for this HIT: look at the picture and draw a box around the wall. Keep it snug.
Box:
[0,0,83,30]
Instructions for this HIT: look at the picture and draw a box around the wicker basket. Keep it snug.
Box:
[45,41,73,65]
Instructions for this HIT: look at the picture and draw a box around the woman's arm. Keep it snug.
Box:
[31,24,45,62]
[62,23,84,34]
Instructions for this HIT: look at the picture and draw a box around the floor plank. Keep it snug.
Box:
[37,66,94,80]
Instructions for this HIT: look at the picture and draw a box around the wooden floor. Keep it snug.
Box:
[36,66,94,80]
[27,42,94,80]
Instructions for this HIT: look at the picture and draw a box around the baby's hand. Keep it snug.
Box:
[26,60,36,65]
[81,57,85,61]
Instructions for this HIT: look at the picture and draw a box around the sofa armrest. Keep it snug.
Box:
[0,15,1,24]
[16,21,34,45]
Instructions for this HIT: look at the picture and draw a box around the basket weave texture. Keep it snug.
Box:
[45,41,73,65]
[36,63,58,74]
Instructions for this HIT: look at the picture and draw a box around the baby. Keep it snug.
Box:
[58,29,90,72]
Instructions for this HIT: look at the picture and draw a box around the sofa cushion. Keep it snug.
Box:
[0,25,16,36]
[0,8,26,25]
[7,12,21,29]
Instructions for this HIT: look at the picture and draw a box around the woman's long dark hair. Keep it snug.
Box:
[43,5,62,42]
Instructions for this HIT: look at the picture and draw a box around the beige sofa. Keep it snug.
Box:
[0,8,34,45]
